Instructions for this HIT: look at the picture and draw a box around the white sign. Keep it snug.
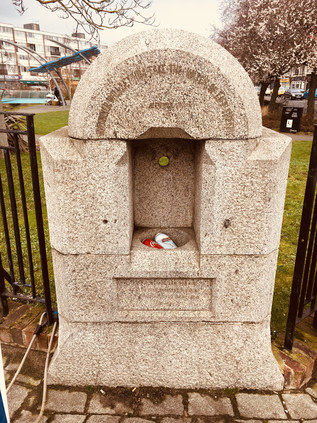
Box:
[286,119,293,128]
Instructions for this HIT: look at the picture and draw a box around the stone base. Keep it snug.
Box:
[48,317,283,390]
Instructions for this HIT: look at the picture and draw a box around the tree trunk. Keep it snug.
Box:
[306,71,317,128]
[268,78,280,113]
[259,81,269,107]
[0,101,8,159]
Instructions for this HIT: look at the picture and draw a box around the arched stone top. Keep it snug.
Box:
[68,29,262,140]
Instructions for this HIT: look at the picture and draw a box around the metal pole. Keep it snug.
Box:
[49,38,92,64]
[284,125,317,350]
[26,114,53,324]
[0,254,9,317]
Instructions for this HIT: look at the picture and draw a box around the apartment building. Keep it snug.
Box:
[280,64,316,91]
[0,22,107,91]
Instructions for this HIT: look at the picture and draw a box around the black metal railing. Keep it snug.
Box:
[284,125,317,350]
[0,111,53,324]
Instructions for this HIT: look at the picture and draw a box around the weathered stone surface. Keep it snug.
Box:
[133,138,197,227]
[196,131,292,255]
[88,393,133,414]
[45,389,87,412]
[87,417,121,423]
[268,421,300,423]
[7,384,30,418]
[16,374,41,386]
[235,420,263,423]
[48,316,283,390]
[69,29,261,141]
[52,250,278,323]
[236,393,286,419]
[40,130,291,257]
[122,419,153,423]
[161,418,191,423]
[50,415,86,423]
[40,132,133,255]
[282,393,317,419]
[188,392,234,416]
[306,383,317,398]
[43,28,290,390]
[17,410,47,422]
[139,395,184,415]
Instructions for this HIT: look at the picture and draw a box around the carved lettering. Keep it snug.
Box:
[116,278,214,311]
[96,50,234,135]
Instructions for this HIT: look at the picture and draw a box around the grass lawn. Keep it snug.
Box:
[271,140,312,334]
[34,110,69,135]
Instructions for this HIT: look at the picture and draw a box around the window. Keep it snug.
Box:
[15,31,26,37]
[7,65,18,73]
[47,35,59,41]
[28,43,36,51]
[27,32,35,38]
[50,46,60,56]
[0,26,12,33]
[0,64,8,75]
[73,69,81,78]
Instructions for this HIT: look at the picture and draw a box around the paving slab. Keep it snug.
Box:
[282,393,317,419]
[188,393,234,416]
[268,421,299,423]
[86,417,121,423]
[236,393,286,419]
[17,410,47,422]
[306,383,317,398]
[16,374,41,386]
[88,392,134,414]
[268,421,300,423]
[45,389,87,413]
[122,419,153,423]
[161,418,192,423]
[50,414,86,423]
[234,420,263,423]
[139,395,184,416]
[7,384,31,418]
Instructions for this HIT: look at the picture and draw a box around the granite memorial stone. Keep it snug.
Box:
[40,28,291,389]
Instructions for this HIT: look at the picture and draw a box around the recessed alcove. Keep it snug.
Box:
[131,129,204,249]
[133,227,195,249]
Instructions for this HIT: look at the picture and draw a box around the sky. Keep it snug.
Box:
[0,0,222,45]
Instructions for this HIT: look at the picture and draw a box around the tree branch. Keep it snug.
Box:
[12,0,155,40]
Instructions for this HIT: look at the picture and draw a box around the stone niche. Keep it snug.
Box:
[40,29,292,390]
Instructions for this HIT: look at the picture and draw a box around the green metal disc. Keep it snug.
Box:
[159,156,169,167]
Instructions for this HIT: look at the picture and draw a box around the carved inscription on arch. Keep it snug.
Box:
[96,50,235,136]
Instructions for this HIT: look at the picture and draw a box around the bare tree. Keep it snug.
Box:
[12,0,155,40]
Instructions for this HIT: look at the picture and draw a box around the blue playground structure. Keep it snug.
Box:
[1,90,50,104]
